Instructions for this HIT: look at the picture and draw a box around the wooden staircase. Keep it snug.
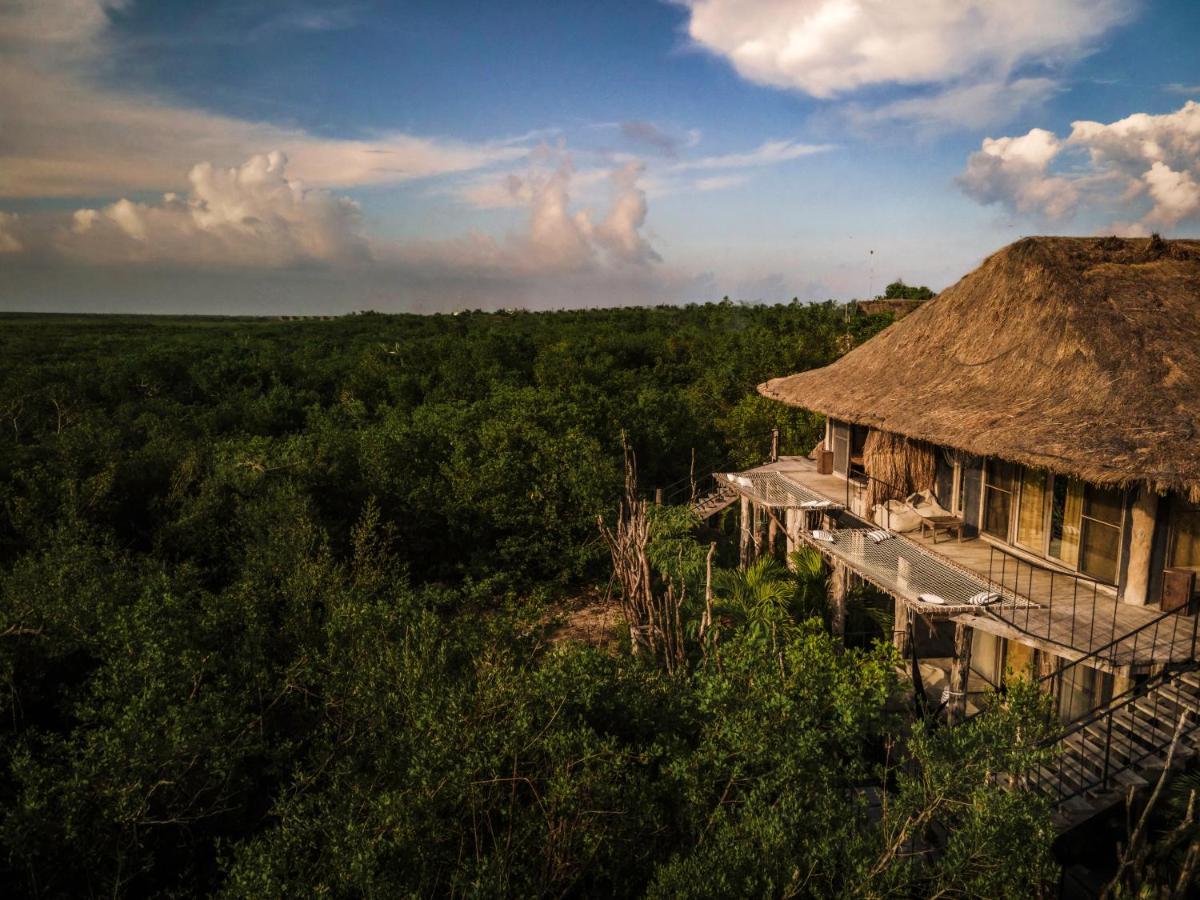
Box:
[1030,667,1200,830]
[690,482,739,520]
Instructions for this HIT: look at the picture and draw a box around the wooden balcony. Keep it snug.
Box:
[719,456,1199,671]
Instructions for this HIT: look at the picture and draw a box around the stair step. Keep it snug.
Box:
[1030,760,1091,800]
[1176,671,1200,693]
[1111,768,1149,789]
[1079,722,1165,770]
[1092,702,1181,753]
[1142,683,1200,730]
[1061,796,1096,815]
[1110,704,1183,748]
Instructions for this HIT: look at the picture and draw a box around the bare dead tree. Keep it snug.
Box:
[596,440,687,674]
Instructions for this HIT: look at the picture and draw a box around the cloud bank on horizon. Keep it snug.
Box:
[1,0,1198,312]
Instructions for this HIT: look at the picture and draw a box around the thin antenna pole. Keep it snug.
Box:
[868,248,875,300]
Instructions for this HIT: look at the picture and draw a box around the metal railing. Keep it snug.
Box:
[644,427,787,509]
[983,541,1200,670]
[1034,665,1198,804]
[984,543,1113,652]
[1039,599,1199,710]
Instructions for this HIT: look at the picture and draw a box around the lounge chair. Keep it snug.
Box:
[872,499,923,532]
[906,490,964,543]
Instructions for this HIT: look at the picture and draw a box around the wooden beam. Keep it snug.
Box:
[948,622,973,725]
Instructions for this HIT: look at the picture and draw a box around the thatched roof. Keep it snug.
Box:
[760,236,1200,498]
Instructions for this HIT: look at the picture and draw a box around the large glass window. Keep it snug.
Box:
[1079,485,1124,583]
[1168,499,1200,569]
[982,460,1016,539]
[1048,477,1083,567]
[1016,468,1049,551]
[1058,664,1114,723]
[832,424,849,475]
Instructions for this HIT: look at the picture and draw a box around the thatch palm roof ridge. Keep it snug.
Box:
[759,236,1200,498]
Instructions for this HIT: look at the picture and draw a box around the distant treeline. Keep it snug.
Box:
[0,302,887,591]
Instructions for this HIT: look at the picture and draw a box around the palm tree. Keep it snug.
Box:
[787,547,829,625]
[714,556,795,651]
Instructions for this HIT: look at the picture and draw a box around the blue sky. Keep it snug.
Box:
[2,0,1200,313]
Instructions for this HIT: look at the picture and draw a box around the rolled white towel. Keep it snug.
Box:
[967,591,1003,606]
[811,529,836,543]
[917,592,947,605]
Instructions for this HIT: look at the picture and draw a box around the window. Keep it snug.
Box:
[832,424,850,475]
[1016,468,1049,552]
[1168,498,1200,569]
[969,631,1003,691]
[982,460,1017,540]
[1058,664,1114,723]
[849,425,869,477]
[1079,485,1124,583]
[1048,476,1083,567]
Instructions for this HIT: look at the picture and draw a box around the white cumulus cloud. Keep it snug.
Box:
[957,128,1078,220]
[679,0,1132,126]
[395,152,660,275]
[56,152,369,267]
[958,101,1200,231]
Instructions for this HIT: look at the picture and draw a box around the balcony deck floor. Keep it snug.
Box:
[732,457,1198,669]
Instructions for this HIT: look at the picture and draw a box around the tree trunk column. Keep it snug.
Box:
[767,510,778,561]
[750,503,762,560]
[785,508,798,567]
[947,622,973,725]
[1123,486,1159,606]
[830,561,849,638]
[893,598,910,657]
[739,495,751,567]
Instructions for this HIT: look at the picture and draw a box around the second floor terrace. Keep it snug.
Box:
[711,455,1199,675]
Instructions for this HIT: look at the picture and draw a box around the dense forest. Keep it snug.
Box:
[0,304,1062,896]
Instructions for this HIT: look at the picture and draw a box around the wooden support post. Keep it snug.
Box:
[785,509,798,567]
[1037,650,1061,710]
[830,562,849,638]
[893,598,909,657]
[770,428,780,462]
[767,512,778,560]
[1123,486,1158,606]
[739,495,751,567]
[751,503,764,560]
[948,622,973,726]
[655,487,663,507]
